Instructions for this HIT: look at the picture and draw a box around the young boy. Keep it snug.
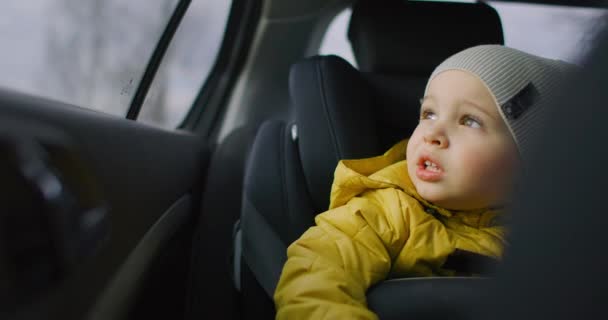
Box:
[274,45,574,319]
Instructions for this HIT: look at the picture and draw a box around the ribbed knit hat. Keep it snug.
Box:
[426,45,575,159]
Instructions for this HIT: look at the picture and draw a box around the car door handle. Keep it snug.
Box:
[0,120,109,308]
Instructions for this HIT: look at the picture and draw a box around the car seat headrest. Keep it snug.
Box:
[290,56,383,212]
[290,55,426,212]
[348,0,504,75]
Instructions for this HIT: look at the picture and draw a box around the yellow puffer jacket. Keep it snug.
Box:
[274,139,507,320]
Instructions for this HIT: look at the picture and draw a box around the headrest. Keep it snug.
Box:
[348,0,504,75]
[290,55,383,211]
[290,55,426,211]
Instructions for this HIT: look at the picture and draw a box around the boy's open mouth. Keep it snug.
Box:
[416,156,444,182]
[423,160,440,172]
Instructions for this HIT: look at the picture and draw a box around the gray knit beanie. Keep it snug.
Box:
[426,45,575,160]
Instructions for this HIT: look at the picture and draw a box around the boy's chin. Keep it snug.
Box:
[417,188,487,211]
[416,187,450,206]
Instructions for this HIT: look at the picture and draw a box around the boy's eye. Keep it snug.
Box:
[461,115,482,128]
[420,109,437,120]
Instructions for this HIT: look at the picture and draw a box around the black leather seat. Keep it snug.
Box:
[236,1,504,318]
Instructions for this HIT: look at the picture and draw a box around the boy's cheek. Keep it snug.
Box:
[405,136,419,161]
[459,149,515,193]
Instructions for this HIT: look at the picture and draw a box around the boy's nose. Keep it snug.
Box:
[423,127,449,148]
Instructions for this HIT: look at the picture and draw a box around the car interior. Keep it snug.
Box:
[1,0,607,319]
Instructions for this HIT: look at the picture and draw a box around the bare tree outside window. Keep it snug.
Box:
[139,0,232,128]
[42,0,177,118]
[0,0,232,130]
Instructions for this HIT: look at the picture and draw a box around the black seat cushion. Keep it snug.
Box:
[368,277,487,320]
[242,120,316,247]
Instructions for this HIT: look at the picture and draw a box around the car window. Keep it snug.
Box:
[0,1,232,130]
[0,0,178,116]
[138,1,232,129]
[488,1,606,63]
[319,8,357,68]
[320,2,607,66]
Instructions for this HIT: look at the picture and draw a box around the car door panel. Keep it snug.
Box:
[88,195,193,320]
[0,88,209,319]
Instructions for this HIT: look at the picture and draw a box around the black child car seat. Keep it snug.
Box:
[236,1,504,318]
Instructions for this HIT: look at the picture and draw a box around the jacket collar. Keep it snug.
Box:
[329,139,503,223]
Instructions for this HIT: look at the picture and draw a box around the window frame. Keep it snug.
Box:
[126,0,191,120]
[178,0,263,139]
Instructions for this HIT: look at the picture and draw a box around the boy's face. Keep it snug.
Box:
[406,70,520,210]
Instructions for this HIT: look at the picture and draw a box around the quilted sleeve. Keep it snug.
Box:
[274,189,410,320]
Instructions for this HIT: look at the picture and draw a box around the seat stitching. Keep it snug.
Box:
[316,58,343,161]
[279,124,288,241]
